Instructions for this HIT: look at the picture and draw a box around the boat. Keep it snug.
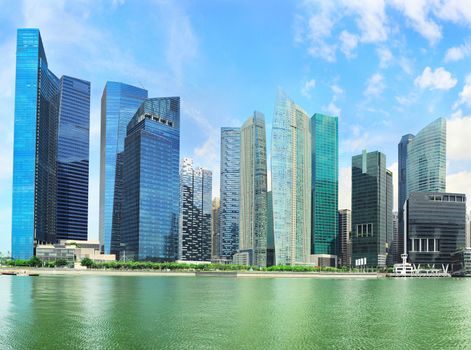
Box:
[1,271,17,276]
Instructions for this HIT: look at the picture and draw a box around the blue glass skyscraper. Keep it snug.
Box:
[121,97,180,261]
[311,113,338,257]
[56,76,91,241]
[99,82,148,255]
[12,29,90,259]
[219,127,241,261]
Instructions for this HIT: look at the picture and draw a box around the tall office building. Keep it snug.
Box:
[179,158,212,262]
[271,90,311,265]
[311,113,338,258]
[211,197,221,259]
[267,191,275,266]
[397,134,414,260]
[391,212,399,263]
[406,192,466,266]
[406,118,446,195]
[238,112,268,267]
[338,209,351,267]
[99,82,148,255]
[398,118,446,260]
[351,150,393,268]
[219,127,241,261]
[121,97,180,261]
[56,76,91,241]
[11,29,90,259]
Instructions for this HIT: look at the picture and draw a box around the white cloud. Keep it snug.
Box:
[453,75,471,109]
[414,66,457,90]
[345,0,388,43]
[301,79,316,98]
[433,1,471,25]
[390,0,442,44]
[339,30,358,58]
[445,39,471,62]
[376,47,393,68]
[323,102,341,117]
[447,171,471,205]
[331,84,344,95]
[338,166,351,210]
[447,112,471,161]
[364,73,385,96]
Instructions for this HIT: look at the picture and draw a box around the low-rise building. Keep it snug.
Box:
[36,240,116,265]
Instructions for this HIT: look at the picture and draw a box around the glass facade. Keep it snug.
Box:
[121,97,180,261]
[311,113,338,256]
[397,134,414,260]
[407,192,466,266]
[99,82,148,255]
[56,76,91,241]
[219,127,240,261]
[179,158,212,261]
[406,118,446,195]
[271,90,311,265]
[338,209,351,266]
[12,29,90,259]
[239,112,268,267]
[211,197,220,259]
[351,150,393,268]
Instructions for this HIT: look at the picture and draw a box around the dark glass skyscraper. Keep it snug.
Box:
[56,76,91,241]
[398,134,414,260]
[121,97,180,261]
[351,150,393,268]
[12,29,90,259]
[311,113,338,256]
[219,127,240,261]
[99,82,148,255]
[179,158,212,261]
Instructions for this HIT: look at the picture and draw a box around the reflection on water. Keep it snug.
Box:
[1,276,471,349]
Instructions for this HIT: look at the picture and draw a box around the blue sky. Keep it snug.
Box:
[1,0,471,255]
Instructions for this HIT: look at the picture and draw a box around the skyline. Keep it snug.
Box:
[1,1,471,254]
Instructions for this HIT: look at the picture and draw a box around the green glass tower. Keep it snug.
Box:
[311,113,338,256]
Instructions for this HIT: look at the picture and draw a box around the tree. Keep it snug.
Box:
[29,256,42,267]
[55,259,69,267]
[81,257,94,268]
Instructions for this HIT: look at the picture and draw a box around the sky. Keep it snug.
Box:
[1,0,471,255]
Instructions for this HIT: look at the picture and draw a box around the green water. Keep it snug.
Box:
[1,276,471,349]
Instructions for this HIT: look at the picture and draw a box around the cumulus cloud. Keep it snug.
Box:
[301,79,316,98]
[364,73,385,96]
[339,30,358,58]
[390,0,442,44]
[447,171,471,205]
[447,112,471,161]
[453,75,471,109]
[338,166,351,210]
[444,39,471,62]
[376,47,393,68]
[414,66,457,90]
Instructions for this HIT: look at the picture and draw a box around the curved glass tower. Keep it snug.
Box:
[406,118,446,195]
[239,111,268,267]
[271,90,311,265]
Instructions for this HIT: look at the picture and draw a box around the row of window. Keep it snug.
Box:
[356,223,373,237]
[409,238,440,252]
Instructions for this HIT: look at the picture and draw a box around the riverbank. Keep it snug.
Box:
[1,267,379,279]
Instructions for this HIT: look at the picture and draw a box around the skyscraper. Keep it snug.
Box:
[391,212,399,263]
[397,134,414,260]
[311,113,338,258]
[406,118,446,195]
[99,82,148,255]
[398,118,446,259]
[238,112,268,267]
[406,192,466,266]
[56,76,91,241]
[211,197,221,259]
[219,127,240,261]
[267,191,275,266]
[338,209,351,267]
[179,158,212,262]
[121,97,180,261]
[351,150,393,268]
[271,90,311,265]
[12,29,90,259]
